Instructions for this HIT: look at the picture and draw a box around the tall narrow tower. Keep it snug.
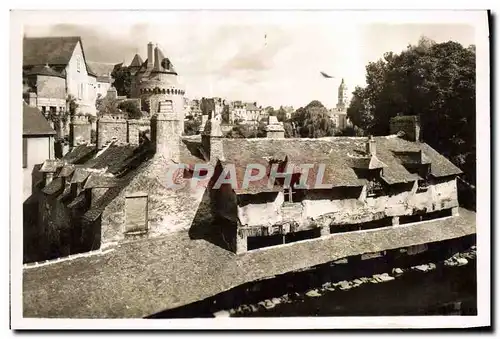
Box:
[337,78,348,111]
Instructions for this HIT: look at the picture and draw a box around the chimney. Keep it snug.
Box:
[106,86,118,100]
[153,46,161,71]
[389,115,421,142]
[70,115,91,148]
[366,135,376,156]
[265,116,285,138]
[201,113,224,164]
[199,115,209,133]
[45,172,54,186]
[147,42,154,69]
[151,100,181,162]
[28,92,37,107]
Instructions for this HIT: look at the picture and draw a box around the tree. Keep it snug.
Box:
[221,104,230,123]
[184,119,201,136]
[288,101,336,138]
[225,122,267,138]
[276,106,287,122]
[111,66,132,97]
[96,96,119,117]
[346,37,476,185]
[118,100,142,119]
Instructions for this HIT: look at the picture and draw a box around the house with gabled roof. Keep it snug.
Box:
[23,36,98,115]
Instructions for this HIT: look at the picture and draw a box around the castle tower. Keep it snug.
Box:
[136,43,186,134]
[151,100,181,162]
[337,78,348,111]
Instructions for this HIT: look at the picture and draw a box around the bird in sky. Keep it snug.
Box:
[320,71,335,79]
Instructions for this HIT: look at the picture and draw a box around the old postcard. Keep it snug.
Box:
[10,9,490,329]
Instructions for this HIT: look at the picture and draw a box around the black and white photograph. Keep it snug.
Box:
[9,8,490,330]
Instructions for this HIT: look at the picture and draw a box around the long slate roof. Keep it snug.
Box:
[23,36,81,66]
[22,103,56,137]
[22,208,476,318]
[218,136,462,194]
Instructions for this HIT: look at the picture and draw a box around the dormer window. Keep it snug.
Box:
[404,163,431,193]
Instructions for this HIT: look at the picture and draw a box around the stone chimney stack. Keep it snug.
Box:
[201,113,224,164]
[153,45,161,71]
[265,116,285,138]
[147,42,154,69]
[106,86,118,100]
[151,100,181,162]
[389,115,421,142]
[366,135,376,156]
[198,115,209,133]
[69,115,92,148]
[28,92,37,107]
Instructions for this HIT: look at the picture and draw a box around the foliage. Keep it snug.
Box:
[96,96,119,117]
[118,100,142,119]
[346,36,476,184]
[91,129,97,144]
[276,106,288,122]
[111,66,132,97]
[288,100,336,138]
[221,104,230,123]
[335,125,365,137]
[66,95,78,116]
[200,97,215,117]
[184,118,202,136]
[225,122,267,138]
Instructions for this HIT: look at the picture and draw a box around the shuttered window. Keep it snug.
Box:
[125,194,148,233]
[22,138,27,168]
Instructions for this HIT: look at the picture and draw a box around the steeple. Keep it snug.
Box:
[337,78,348,111]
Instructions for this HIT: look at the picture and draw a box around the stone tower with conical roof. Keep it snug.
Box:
[128,42,186,132]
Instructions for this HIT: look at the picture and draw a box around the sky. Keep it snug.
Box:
[24,21,475,109]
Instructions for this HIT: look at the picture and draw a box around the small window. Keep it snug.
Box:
[98,84,101,89]
[125,194,148,233]
[22,138,27,168]
[76,56,81,72]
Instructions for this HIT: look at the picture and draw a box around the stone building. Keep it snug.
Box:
[22,103,473,318]
[23,36,99,115]
[86,61,116,99]
[205,115,462,254]
[24,97,463,262]
[22,103,56,201]
[231,101,262,124]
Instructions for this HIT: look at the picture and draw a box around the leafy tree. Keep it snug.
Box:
[225,122,267,138]
[184,119,201,136]
[346,36,476,185]
[200,97,215,117]
[118,100,142,119]
[288,101,336,138]
[111,66,132,97]
[221,104,230,123]
[96,96,119,117]
[276,106,287,122]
